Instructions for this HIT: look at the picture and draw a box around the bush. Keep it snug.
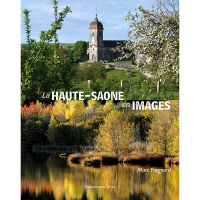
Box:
[99,78,121,92]
[21,120,48,147]
[84,115,104,145]
[129,142,146,152]
[46,117,89,145]
[73,61,106,82]
[38,111,51,131]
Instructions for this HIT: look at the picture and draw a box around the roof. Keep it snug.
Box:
[103,40,125,47]
[89,15,104,30]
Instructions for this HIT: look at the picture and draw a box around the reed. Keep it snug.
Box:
[165,156,179,165]
[67,151,173,166]
[68,153,86,164]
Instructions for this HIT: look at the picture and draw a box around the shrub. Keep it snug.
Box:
[129,142,146,152]
[38,111,51,131]
[73,61,106,82]
[21,120,47,147]
[85,115,104,131]
[21,101,52,123]
[84,115,104,145]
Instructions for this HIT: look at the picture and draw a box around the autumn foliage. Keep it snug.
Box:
[21,100,179,157]
[148,101,179,156]
[96,110,132,155]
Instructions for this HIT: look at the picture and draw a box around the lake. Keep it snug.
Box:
[21,152,179,200]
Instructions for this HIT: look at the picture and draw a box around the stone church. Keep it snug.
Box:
[88,14,125,62]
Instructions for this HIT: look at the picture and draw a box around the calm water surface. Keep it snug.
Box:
[21,152,179,200]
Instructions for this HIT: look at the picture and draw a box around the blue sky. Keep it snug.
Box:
[21,0,158,44]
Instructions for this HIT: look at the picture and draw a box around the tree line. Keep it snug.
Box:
[21,100,179,156]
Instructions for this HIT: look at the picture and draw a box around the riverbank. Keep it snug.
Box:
[67,152,179,167]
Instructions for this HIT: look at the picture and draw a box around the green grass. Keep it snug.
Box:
[105,69,179,100]
[106,69,146,81]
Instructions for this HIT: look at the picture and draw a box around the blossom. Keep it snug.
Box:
[116,0,179,84]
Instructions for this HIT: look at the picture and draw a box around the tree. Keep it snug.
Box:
[117,0,179,84]
[84,115,104,145]
[21,120,47,146]
[46,115,58,145]
[148,100,179,155]
[73,40,87,61]
[167,116,179,156]
[65,100,85,124]
[103,100,115,115]
[23,9,31,45]
[51,100,67,123]
[96,110,132,155]
[85,100,101,121]
[21,1,73,100]
[72,61,106,82]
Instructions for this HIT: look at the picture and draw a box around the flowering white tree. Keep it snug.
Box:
[117,0,179,84]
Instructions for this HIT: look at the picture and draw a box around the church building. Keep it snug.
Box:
[88,14,125,62]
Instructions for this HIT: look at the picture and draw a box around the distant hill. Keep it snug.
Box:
[21,43,75,47]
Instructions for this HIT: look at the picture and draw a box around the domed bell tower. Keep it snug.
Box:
[89,14,104,61]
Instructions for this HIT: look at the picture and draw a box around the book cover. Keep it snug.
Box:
[21,0,179,199]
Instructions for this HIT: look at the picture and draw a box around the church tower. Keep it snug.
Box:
[89,14,104,61]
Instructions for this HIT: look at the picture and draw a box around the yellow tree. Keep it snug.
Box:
[168,116,179,156]
[51,100,66,123]
[148,100,179,156]
[65,100,85,124]
[46,115,58,145]
[85,100,101,121]
[87,100,100,110]
[102,100,115,115]
[96,110,132,155]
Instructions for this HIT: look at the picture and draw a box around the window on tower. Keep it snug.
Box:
[99,33,102,42]
[92,32,94,42]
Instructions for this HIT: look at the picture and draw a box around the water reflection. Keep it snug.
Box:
[21,152,179,200]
